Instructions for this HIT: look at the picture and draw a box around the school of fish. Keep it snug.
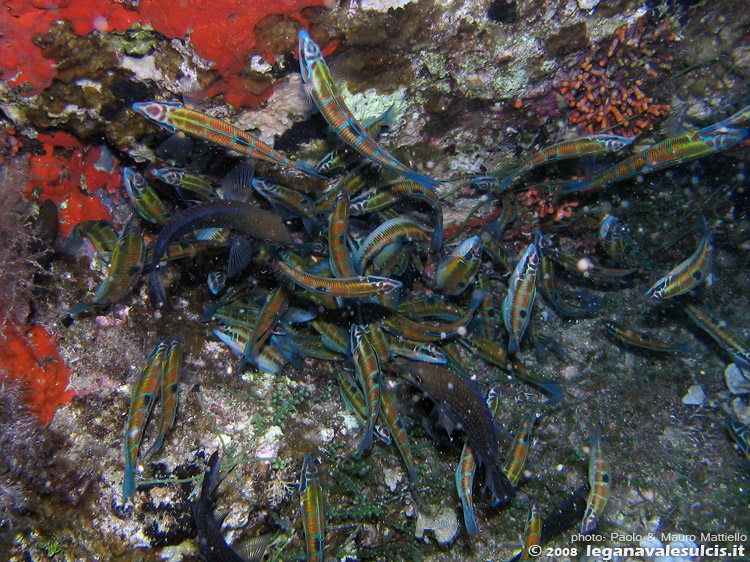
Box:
[61,28,750,561]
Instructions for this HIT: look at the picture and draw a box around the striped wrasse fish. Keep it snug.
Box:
[434,235,483,296]
[67,219,118,259]
[298,30,439,190]
[498,134,633,191]
[241,284,291,370]
[380,289,484,343]
[561,128,747,194]
[273,253,402,306]
[70,222,146,314]
[456,383,502,535]
[351,324,382,456]
[503,243,539,354]
[508,500,543,562]
[350,179,444,251]
[645,217,713,300]
[353,217,430,274]
[684,304,750,370]
[581,429,610,534]
[147,336,183,455]
[132,101,323,178]
[328,188,356,278]
[123,167,171,225]
[725,418,750,460]
[123,339,168,499]
[299,455,326,562]
[502,408,538,487]
[603,321,693,355]
[154,167,218,200]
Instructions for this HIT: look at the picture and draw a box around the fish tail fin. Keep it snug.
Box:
[405,170,441,191]
[122,463,136,500]
[357,427,374,457]
[461,499,479,535]
[145,434,165,458]
[559,178,591,194]
[507,338,519,355]
[297,161,327,179]
[488,465,515,505]
[497,174,514,192]
[69,301,96,314]
[148,270,167,309]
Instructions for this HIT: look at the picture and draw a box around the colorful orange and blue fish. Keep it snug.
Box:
[497,133,633,191]
[123,167,172,225]
[508,500,542,562]
[148,336,183,455]
[434,235,483,296]
[299,455,326,562]
[684,304,750,371]
[581,429,610,534]
[502,408,538,487]
[123,339,168,499]
[297,30,439,190]
[70,222,146,314]
[603,320,693,356]
[503,243,540,354]
[351,324,382,456]
[645,217,713,299]
[328,188,356,278]
[133,101,323,178]
[153,167,218,201]
[561,128,747,194]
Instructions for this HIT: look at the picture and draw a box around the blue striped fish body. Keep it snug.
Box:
[298,30,439,190]
[503,243,540,353]
[645,217,714,299]
[299,455,326,562]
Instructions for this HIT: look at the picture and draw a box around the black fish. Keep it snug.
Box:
[193,451,271,562]
[148,200,290,308]
[407,362,515,504]
[540,483,590,544]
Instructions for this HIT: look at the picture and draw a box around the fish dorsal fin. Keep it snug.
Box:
[221,161,255,202]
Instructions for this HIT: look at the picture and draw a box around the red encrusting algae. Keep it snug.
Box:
[24,132,120,237]
[0,323,74,424]
[2,0,333,107]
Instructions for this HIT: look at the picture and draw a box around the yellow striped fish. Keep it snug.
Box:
[299,455,325,562]
[123,339,168,499]
[581,429,610,534]
[298,30,439,190]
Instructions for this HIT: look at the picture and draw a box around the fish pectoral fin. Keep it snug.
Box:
[436,407,456,436]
